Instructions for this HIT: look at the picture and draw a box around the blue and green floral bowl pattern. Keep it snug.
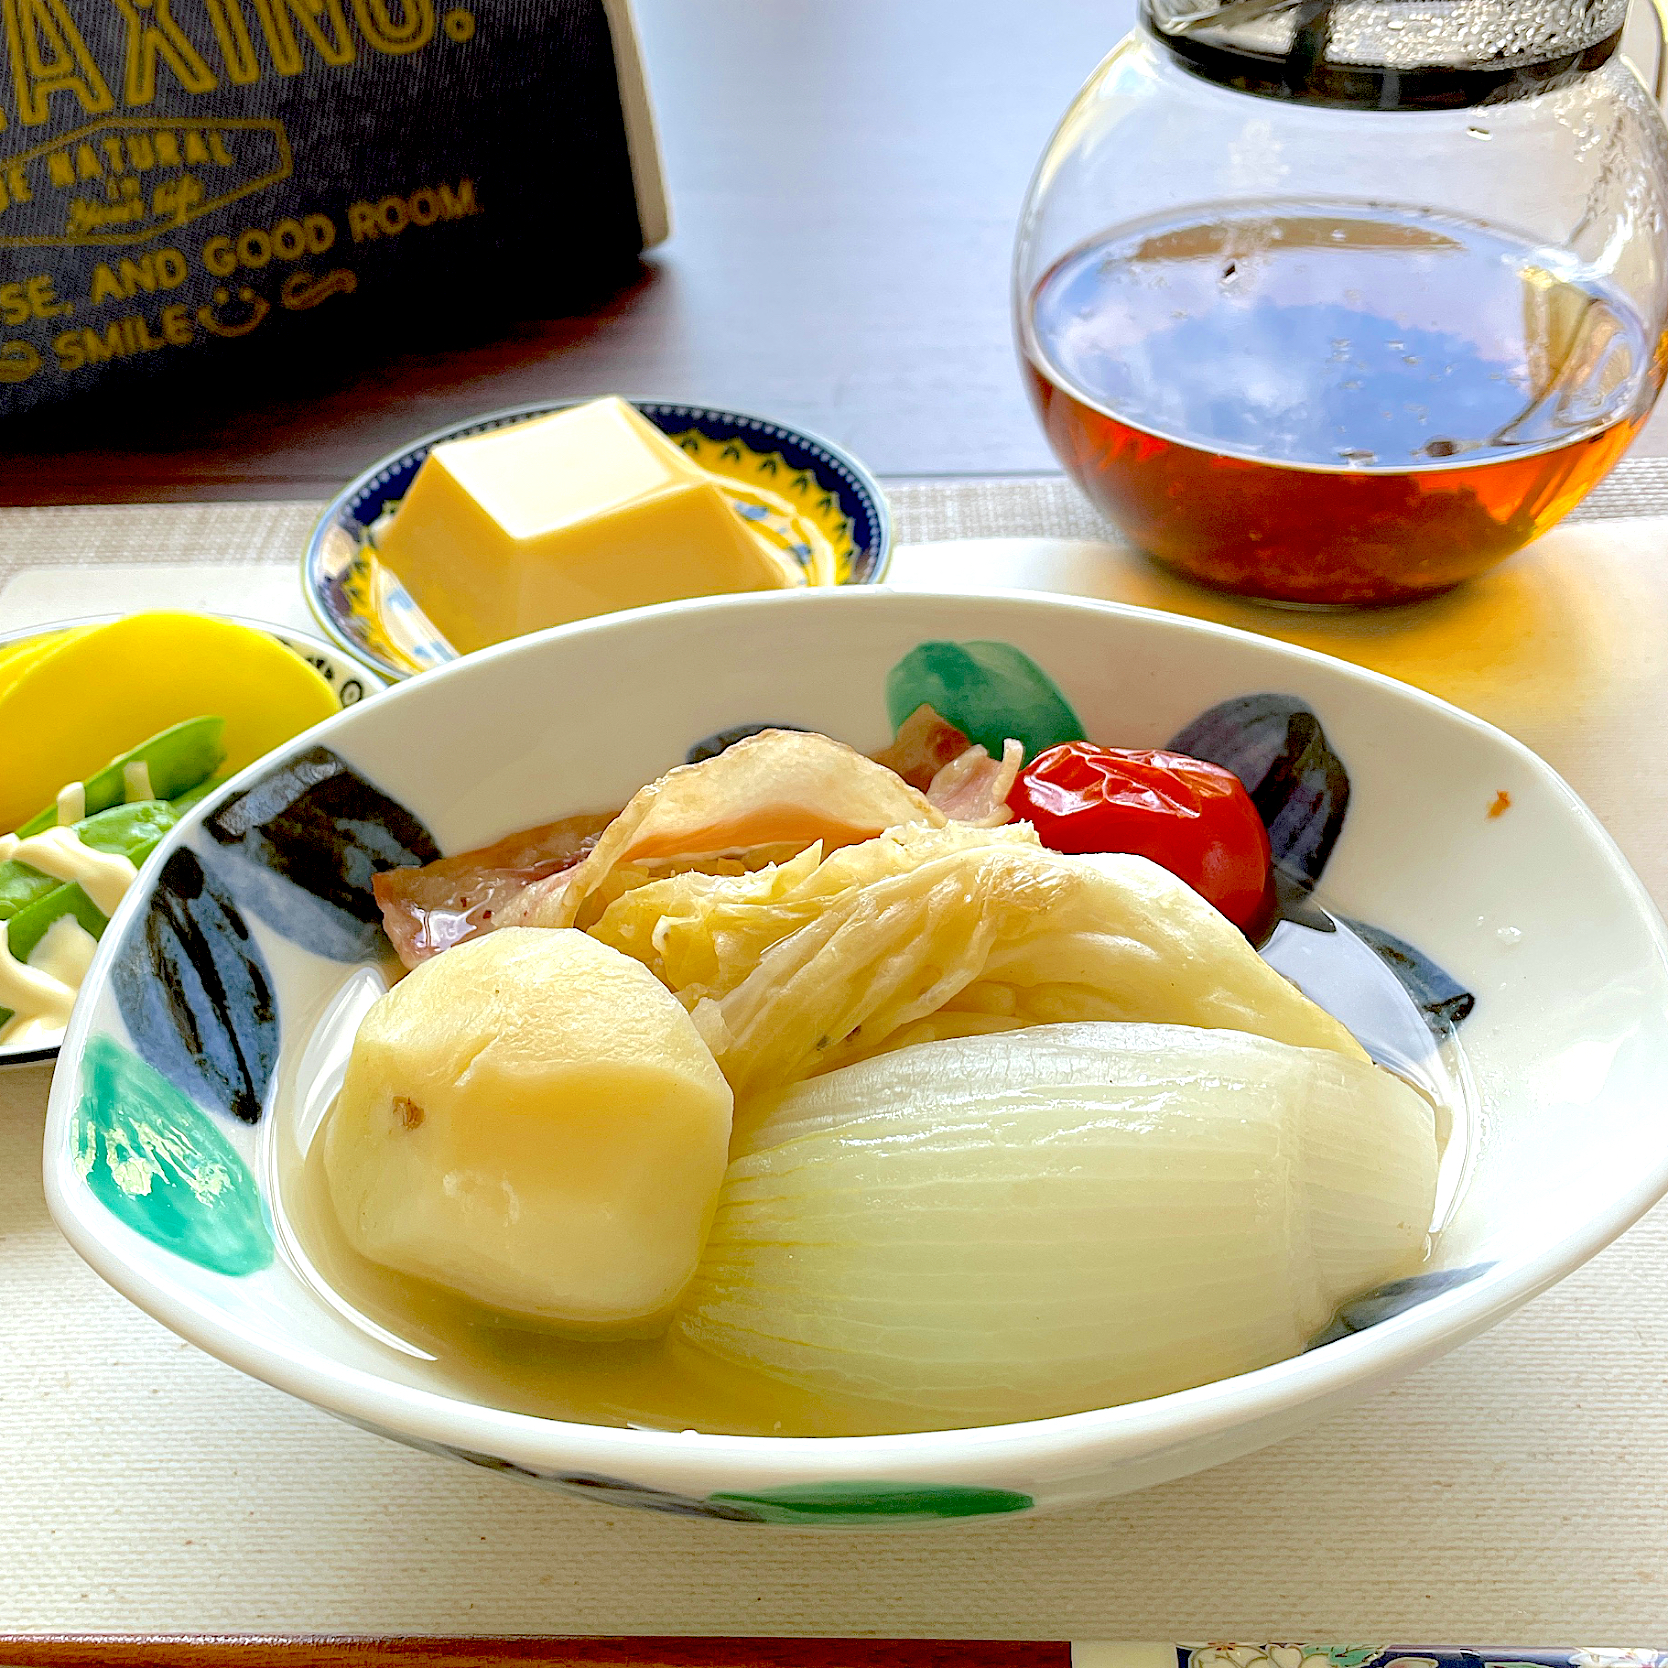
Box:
[43,589,1668,1524]
[304,399,893,681]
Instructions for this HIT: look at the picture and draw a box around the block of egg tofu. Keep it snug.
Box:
[372,397,802,653]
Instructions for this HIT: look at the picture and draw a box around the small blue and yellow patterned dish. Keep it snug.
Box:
[303,400,894,681]
[41,589,1668,1525]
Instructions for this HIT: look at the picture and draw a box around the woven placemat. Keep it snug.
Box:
[1,479,1666,1638]
[6,459,1668,591]
[893,458,1668,543]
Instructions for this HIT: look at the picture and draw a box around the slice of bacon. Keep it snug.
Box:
[870,703,971,790]
[373,810,616,965]
[927,738,1025,827]
[377,727,961,968]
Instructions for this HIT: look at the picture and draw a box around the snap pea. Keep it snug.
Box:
[0,883,108,1035]
[3,880,105,965]
[1,775,219,925]
[15,715,225,838]
[0,799,180,922]
[1,707,223,1033]
[0,771,222,1041]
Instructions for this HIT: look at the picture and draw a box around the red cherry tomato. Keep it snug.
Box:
[1006,742,1274,934]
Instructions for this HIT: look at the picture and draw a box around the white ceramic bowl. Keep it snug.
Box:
[0,615,383,1070]
[42,589,1668,1526]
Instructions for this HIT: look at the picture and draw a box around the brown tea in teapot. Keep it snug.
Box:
[1022,202,1662,604]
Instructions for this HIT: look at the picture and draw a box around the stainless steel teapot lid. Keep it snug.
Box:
[1142,0,1631,109]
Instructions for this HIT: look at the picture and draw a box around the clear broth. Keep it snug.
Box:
[272,910,1475,1437]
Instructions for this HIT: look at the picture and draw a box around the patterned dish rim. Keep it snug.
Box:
[302,398,896,681]
[0,613,385,1071]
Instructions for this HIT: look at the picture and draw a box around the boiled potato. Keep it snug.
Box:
[322,927,733,1333]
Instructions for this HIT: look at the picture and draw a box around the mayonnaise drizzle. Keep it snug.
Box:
[55,780,85,825]
[8,826,139,917]
[0,916,81,1048]
[31,909,98,985]
[123,760,154,802]
[0,832,17,862]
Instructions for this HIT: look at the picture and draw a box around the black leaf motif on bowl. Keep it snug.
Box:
[1170,694,1350,902]
[111,847,278,1125]
[685,723,808,765]
[443,1449,766,1521]
[1175,693,1476,1036]
[1310,1263,1497,1347]
[1342,916,1478,1033]
[203,746,440,962]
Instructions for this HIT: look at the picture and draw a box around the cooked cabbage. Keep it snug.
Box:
[500,729,943,933]
[676,1022,1437,1421]
[589,821,1361,1098]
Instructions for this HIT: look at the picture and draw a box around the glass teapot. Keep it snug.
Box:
[1013,0,1668,605]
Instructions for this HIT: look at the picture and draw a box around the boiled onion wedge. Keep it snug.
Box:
[677,1022,1438,1424]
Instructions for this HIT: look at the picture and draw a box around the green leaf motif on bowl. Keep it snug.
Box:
[887,640,1087,759]
[706,1480,1033,1524]
[73,1033,273,1277]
